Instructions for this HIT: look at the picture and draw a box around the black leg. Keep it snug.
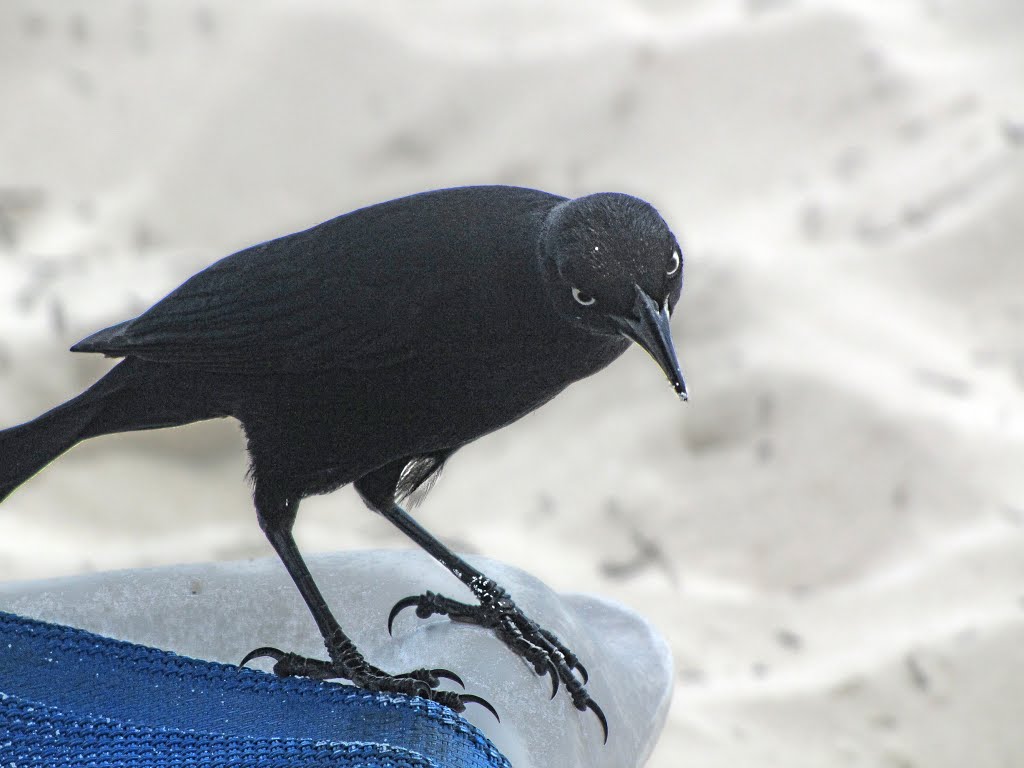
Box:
[355,468,607,741]
[240,480,496,719]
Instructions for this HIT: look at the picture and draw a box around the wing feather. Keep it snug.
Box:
[71,186,562,374]
[72,217,420,373]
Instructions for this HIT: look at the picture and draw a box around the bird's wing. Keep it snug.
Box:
[71,221,427,373]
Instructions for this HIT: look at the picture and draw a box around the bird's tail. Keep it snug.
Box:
[0,361,136,505]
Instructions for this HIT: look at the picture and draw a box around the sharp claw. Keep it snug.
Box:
[586,699,609,744]
[433,668,465,689]
[388,595,422,635]
[240,646,285,667]
[461,694,501,723]
[575,660,590,685]
[547,661,560,699]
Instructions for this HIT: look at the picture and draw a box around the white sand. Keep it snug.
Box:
[2,1,1023,765]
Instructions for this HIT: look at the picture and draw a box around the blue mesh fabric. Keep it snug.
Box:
[0,611,511,768]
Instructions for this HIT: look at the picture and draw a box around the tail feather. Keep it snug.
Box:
[0,362,136,504]
[0,358,230,504]
[0,384,116,504]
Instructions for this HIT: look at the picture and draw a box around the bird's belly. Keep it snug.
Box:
[240,335,627,486]
[377,337,629,451]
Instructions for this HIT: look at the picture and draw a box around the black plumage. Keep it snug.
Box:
[0,185,686,741]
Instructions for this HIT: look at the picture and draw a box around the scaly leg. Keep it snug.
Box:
[355,467,607,742]
[240,482,496,719]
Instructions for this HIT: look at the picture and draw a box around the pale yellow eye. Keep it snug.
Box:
[667,250,680,277]
[572,287,596,306]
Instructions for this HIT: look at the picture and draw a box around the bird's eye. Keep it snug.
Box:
[667,250,680,277]
[572,287,596,306]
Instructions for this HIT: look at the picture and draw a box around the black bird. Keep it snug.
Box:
[0,185,686,741]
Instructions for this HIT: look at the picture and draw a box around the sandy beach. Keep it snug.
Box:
[2,1,1023,765]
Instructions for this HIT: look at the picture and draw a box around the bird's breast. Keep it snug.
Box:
[376,329,629,449]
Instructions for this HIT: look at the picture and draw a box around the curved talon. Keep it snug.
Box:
[240,646,285,667]
[460,694,501,722]
[432,668,465,689]
[388,595,422,635]
[585,699,609,744]
[546,660,560,699]
[384,588,602,741]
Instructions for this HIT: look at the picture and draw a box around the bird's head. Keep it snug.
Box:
[540,192,687,400]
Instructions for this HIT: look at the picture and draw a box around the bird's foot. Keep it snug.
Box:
[388,581,607,742]
[240,640,498,720]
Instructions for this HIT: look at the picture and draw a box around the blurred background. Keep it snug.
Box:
[2,1,1023,765]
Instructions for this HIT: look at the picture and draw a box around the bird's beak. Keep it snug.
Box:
[613,286,688,401]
